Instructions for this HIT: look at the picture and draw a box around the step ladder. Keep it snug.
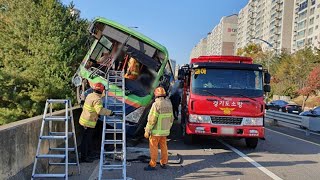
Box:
[31,99,80,179]
[99,70,126,180]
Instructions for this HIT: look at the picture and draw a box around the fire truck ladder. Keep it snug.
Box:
[31,99,80,179]
[99,70,127,180]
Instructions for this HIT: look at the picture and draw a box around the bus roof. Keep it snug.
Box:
[93,17,168,59]
[191,56,253,64]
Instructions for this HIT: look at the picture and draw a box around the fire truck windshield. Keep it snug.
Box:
[191,68,263,97]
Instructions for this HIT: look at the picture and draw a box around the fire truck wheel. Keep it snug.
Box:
[245,138,258,149]
[184,133,194,145]
[182,124,194,144]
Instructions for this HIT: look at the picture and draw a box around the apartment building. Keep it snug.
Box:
[190,37,207,59]
[292,0,320,52]
[190,14,237,59]
[207,14,238,56]
[235,0,295,54]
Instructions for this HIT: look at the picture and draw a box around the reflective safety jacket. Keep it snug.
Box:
[79,92,112,128]
[145,97,174,136]
[124,57,140,80]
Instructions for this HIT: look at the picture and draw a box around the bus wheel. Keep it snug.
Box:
[132,103,153,137]
[245,138,258,149]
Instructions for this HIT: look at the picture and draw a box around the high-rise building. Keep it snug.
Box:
[190,37,207,59]
[190,14,238,59]
[169,59,176,77]
[235,0,295,54]
[292,0,320,52]
[207,14,238,55]
[174,64,180,80]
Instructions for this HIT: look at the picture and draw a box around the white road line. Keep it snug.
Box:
[266,128,320,147]
[88,163,99,180]
[219,140,283,180]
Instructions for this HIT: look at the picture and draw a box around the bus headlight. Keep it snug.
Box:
[242,117,263,126]
[72,75,82,87]
[189,114,211,123]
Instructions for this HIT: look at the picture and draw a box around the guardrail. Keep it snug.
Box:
[265,110,317,136]
[266,110,302,126]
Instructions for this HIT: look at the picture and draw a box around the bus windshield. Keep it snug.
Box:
[191,68,263,97]
[74,18,172,113]
[82,22,167,97]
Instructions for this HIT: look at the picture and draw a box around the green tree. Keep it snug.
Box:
[271,47,319,98]
[236,43,273,70]
[0,0,89,125]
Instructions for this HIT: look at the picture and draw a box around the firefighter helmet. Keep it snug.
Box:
[89,82,105,92]
[154,87,166,97]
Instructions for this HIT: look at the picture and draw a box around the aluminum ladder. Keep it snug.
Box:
[99,70,126,180]
[31,99,80,179]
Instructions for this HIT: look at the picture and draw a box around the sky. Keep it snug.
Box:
[61,0,248,65]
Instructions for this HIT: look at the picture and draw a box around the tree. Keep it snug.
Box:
[298,65,320,109]
[0,0,89,125]
[272,47,318,98]
[236,43,273,70]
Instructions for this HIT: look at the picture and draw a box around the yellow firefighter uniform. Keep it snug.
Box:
[124,57,140,80]
[79,92,113,128]
[145,96,174,168]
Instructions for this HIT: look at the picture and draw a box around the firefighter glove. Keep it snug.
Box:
[144,131,150,139]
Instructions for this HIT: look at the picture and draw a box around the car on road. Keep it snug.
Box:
[283,103,302,114]
[299,106,320,117]
[266,100,288,111]
[266,100,302,114]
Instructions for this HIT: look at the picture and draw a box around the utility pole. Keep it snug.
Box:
[251,38,274,72]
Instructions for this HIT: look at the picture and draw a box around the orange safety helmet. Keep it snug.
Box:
[154,87,166,97]
[89,81,105,92]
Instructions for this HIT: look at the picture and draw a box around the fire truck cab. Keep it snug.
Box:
[178,56,271,148]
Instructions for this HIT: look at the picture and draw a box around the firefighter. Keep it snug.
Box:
[79,82,114,163]
[124,57,140,80]
[144,87,174,170]
[169,89,181,121]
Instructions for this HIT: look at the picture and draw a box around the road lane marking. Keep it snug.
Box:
[88,162,99,180]
[219,140,283,180]
[266,128,320,147]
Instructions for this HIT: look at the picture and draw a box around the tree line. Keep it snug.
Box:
[237,44,320,109]
[0,0,89,125]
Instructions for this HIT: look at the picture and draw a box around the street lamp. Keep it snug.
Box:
[128,26,139,29]
[251,38,274,72]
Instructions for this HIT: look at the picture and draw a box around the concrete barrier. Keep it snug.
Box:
[0,107,82,180]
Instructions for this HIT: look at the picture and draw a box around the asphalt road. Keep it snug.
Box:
[61,120,320,180]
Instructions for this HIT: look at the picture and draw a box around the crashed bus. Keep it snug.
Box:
[72,18,174,137]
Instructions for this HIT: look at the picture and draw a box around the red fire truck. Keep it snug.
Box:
[178,56,270,148]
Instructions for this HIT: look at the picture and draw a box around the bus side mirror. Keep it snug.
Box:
[264,72,271,84]
[264,84,271,92]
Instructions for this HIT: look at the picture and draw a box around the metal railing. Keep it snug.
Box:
[265,110,320,136]
[266,110,302,126]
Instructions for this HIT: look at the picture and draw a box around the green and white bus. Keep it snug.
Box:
[72,17,174,136]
